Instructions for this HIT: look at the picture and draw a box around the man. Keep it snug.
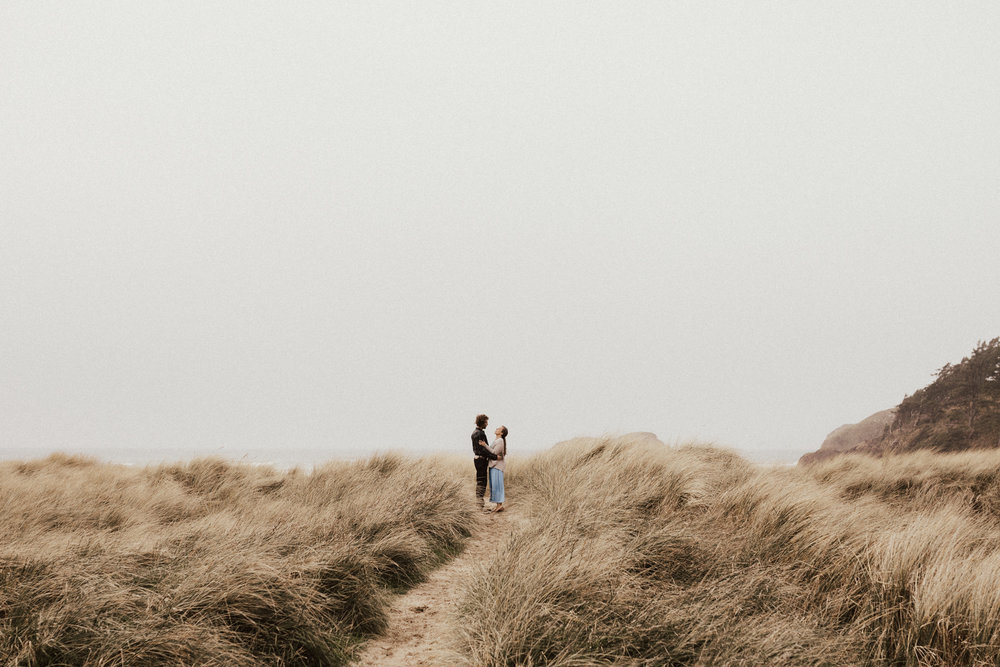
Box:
[471,413,497,508]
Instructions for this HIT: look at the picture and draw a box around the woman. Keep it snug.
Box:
[488,425,507,512]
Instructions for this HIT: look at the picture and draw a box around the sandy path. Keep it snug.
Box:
[354,507,513,666]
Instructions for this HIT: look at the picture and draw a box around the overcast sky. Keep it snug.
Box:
[2,2,998,465]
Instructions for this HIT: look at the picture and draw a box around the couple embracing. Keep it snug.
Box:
[470,413,507,512]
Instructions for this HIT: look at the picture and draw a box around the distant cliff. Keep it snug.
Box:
[800,338,1000,464]
[798,409,896,465]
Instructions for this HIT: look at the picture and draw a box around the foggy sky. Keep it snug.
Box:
[2,2,999,464]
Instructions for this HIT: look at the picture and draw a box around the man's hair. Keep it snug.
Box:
[475,414,489,429]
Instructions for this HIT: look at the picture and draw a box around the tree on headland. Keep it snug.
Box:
[890,337,1000,452]
[958,338,1000,431]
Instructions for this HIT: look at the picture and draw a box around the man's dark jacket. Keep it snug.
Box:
[471,428,497,460]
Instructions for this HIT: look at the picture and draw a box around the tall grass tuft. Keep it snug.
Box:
[455,437,1000,666]
[0,452,474,665]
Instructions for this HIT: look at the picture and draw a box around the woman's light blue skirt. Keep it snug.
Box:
[489,468,504,503]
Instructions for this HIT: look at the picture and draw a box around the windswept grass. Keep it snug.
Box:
[8,441,1000,665]
[0,452,474,665]
[455,437,1000,666]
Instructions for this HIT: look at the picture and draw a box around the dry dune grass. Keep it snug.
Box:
[455,437,1000,666]
[7,442,1000,665]
[0,452,474,665]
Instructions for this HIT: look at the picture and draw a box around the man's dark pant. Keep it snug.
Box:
[474,457,489,506]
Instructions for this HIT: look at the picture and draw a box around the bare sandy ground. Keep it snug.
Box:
[354,507,514,666]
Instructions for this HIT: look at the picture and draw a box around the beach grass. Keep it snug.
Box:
[455,436,1000,666]
[0,452,474,665]
[6,440,1000,665]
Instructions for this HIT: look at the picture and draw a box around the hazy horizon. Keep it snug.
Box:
[3,3,998,467]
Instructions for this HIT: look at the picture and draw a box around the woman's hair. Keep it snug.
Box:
[500,426,508,454]
[475,414,489,429]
